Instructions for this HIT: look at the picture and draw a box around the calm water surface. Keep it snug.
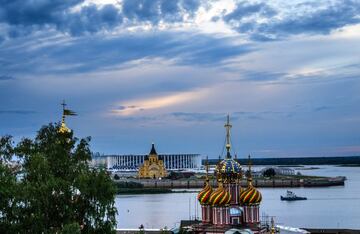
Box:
[115,165,360,229]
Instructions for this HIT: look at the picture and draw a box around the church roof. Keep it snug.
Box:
[150,143,157,155]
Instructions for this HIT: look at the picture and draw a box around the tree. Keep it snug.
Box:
[0,123,117,233]
[263,168,276,177]
[0,135,20,233]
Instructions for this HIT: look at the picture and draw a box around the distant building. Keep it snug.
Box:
[138,143,167,179]
[101,151,201,171]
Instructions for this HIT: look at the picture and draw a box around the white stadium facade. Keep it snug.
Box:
[96,154,202,171]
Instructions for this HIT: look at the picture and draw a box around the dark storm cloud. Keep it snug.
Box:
[266,1,360,36]
[223,1,277,22]
[122,0,201,24]
[0,0,202,38]
[224,0,360,41]
[0,0,122,36]
[0,0,84,26]
[0,32,254,75]
[64,4,123,36]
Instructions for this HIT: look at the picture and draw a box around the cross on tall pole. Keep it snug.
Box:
[248,154,253,186]
[61,100,66,122]
[61,100,66,111]
[224,114,232,157]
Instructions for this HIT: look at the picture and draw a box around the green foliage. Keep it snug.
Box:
[61,223,81,234]
[263,168,276,177]
[0,123,117,233]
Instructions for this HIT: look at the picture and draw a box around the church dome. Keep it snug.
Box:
[209,182,231,206]
[240,185,262,205]
[217,157,241,175]
[197,181,212,205]
[240,155,261,205]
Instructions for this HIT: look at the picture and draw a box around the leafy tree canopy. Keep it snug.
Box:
[262,168,276,177]
[0,123,117,233]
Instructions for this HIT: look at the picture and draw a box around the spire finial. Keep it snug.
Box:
[271,217,276,234]
[224,114,232,158]
[247,154,253,186]
[61,100,66,122]
[150,142,157,155]
[205,156,209,182]
[61,100,66,110]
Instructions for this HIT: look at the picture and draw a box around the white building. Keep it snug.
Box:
[104,153,202,171]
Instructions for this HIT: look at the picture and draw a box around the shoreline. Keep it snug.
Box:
[115,176,346,194]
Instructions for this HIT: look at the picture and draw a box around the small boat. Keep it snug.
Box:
[281,190,307,201]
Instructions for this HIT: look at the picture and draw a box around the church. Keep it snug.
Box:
[138,143,167,179]
[189,116,272,233]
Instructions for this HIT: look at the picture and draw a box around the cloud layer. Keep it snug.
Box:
[1,0,360,41]
[0,0,360,157]
[0,0,203,37]
[223,0,360,41]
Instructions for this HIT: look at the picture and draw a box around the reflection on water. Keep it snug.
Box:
[115,165,360,229]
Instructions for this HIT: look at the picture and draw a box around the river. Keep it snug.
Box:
[115,165,360,230]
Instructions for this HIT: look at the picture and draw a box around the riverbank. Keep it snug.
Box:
[115,176,345,191]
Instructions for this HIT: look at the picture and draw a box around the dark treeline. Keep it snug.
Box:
[206,156,360,166]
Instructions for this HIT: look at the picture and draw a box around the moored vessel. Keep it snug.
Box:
[281,190,307,201]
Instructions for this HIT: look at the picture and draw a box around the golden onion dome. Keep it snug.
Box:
[197,181,213,205]
[59,120,71,133]
[240,154,261,205]
[239,185,262,205]
[209,181,231,206]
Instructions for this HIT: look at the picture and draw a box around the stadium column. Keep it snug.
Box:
[176,155,179,169]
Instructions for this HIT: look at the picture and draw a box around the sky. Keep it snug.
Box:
[0,0,360,158]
